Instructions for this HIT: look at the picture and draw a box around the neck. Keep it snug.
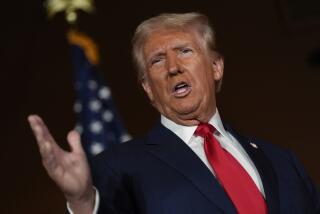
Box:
[166,108,217,126]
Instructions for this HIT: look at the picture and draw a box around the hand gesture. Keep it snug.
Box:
[28,115,95,213]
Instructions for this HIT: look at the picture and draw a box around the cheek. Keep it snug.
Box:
[149,70,168,86]
[191,63,212,82]
[149,78,168,99]
[148,71,166,87]
[195,70,215,92]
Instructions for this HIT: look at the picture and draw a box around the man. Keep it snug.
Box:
[28,12,319,214]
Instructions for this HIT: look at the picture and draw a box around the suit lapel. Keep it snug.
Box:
[146,123,237,214]
[225,124,280,214]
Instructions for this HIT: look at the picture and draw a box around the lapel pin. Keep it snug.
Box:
[250,142,258,149]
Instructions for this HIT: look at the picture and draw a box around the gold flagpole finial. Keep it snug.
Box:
[45,0,95,24]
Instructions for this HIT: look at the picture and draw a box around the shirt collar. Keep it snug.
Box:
[161,109,229,144]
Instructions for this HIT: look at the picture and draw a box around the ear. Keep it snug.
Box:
[212,57,224,81]
[141,79,155,102]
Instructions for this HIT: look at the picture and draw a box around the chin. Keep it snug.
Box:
[174,103,200,116]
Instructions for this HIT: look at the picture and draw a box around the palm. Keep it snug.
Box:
[28,115,93,202]
[47,141,91,200]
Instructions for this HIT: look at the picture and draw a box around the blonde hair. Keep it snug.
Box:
[132,12,222,90]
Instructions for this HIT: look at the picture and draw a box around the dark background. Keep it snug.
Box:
[1,0,320,213]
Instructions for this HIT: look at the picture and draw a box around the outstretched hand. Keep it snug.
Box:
[28,115,95,213]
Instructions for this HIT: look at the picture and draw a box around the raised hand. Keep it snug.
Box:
[28,115,95,213]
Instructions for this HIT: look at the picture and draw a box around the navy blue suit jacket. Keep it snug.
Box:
[92,123,320,214]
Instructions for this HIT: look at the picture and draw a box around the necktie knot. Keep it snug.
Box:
[194,123,216,138]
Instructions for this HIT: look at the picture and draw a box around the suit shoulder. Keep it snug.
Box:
[247,136,293,159]
[225,123,291,159]
[249,137,286,151]
[96,135,148,159]
[91,134,154,173]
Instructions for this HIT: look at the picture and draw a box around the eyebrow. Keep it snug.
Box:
[172,43,190,51]
[147,42,192,62]
[146,51,165,65]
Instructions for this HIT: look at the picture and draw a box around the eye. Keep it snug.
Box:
[180,48,193,56]
[150,56,164,66]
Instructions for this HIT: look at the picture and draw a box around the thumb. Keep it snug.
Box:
[67,130,85,154]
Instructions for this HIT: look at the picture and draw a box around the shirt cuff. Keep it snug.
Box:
[66,186,100,214]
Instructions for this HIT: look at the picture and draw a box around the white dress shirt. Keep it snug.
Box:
[68,109,265,213]
[161,109,265,197]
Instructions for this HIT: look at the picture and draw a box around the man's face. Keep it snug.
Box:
[142,29,224,126]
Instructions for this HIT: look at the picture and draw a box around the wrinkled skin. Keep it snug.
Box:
[142,29,224,126]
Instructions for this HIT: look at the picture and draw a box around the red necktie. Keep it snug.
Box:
[195,123,268,214]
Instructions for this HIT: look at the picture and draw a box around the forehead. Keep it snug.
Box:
[143,29,202,57]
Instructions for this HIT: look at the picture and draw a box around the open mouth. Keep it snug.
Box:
[172,81,191,97]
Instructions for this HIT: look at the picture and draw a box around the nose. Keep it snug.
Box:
[166,52,181,76]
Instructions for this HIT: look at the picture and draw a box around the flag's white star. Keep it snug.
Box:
[90,121,103,133]
[74,124,83,134]
[90,142,104,155]
[89,99,102,112]
[102,110,114,122]
[74,102,82,113]
[98,87,111,99]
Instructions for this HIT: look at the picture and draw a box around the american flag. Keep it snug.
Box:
[68,30,131,160]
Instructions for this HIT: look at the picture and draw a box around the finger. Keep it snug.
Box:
[28,115,65,162]
[38,136,65,178]
[28,115,46,143]
[39,142,61,178]
[29,115,55,143]
[38,138,50,156]
[41,144,56,168]
[28,115,53,159]
[67,130,85,155]
[39,139,61,168]
[28,115,52,143]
